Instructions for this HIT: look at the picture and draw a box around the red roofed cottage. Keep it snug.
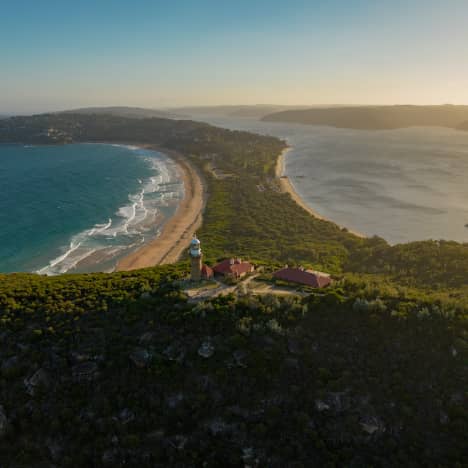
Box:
[213,258,254,279]
[273,267,331,288]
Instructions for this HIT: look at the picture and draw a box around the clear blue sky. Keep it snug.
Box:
[2,0,468,113]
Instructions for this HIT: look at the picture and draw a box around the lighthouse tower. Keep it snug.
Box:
[188,235,202,281]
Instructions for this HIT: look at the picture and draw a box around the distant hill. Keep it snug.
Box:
[60,106,185,120]
[262,105,468,130]
[457,120,468,131]
[172,105,311,119]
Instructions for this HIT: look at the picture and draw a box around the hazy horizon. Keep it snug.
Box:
[2,0,468,114]
[4,103,468,118]
[5,102,468,116]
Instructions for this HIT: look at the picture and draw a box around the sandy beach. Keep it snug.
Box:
[116,147,205,270]
[276,147,366,238]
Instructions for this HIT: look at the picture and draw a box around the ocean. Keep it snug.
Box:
[0,143,183,274]
[186,113,468,245]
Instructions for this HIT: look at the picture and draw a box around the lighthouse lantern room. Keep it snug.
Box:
[189,235,202,281]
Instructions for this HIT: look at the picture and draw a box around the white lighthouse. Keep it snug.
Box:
[188,235,202,281]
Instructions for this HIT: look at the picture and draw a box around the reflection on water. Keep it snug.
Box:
[188,114,468,244]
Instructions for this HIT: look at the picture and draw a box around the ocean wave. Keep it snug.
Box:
[36,150,183,275]
[109,143,141,151]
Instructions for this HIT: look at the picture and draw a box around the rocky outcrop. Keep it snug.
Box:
[0,405,8,438]
[24,368,50,395]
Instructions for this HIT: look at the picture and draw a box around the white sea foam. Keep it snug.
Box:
[37,240,83,274]
[109,143,141,151]
[36,149,184,275]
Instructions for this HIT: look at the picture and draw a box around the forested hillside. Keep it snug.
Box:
[0,269,466,466]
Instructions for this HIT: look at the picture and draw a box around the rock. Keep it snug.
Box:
[198,340,215,358]
[119,408,135,425]
[17,343,29,352]
[166,392,184,409]
[129,348,152,368]
[72,362,99,382]
[140,291,152,300]
[360,416,385,435]
[0,405,8,438]
[46,439,63,462]
[102,448,119,465]
[146,429,165,441]
[208,418,229,436]
[139,331,154,344]
[163,343,186,363]
[24,368,50,395]
[439,411,449,425]
[242,447,254,463]
[70,350,92,363]
[233,349,247,367]
[170,434,188,450]
[327,392,349,413]
[315,400,330,412]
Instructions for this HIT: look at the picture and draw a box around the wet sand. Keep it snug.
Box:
[276,147,366,238]
[117,147,205,270]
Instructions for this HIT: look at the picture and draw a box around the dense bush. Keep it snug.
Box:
[0,269,466,466]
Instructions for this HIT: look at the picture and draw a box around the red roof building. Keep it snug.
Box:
[212,258,254,278]
[201,264,214,280]
[273,267,331,288]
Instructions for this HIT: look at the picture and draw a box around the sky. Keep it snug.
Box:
[1,0,468,113]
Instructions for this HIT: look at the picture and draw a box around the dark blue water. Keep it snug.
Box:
[0,144,183,273]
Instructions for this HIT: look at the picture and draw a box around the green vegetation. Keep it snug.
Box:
[0,113,467,465]
[0,271,466,466]
[0,265,185,317]
[262,104,468,130]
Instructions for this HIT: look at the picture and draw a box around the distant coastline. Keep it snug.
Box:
[263,105,468,131]
[275,147,366,239]
[116,146,205,270]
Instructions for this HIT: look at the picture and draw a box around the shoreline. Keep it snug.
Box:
[276,147,366,239]
[116,145,205,270]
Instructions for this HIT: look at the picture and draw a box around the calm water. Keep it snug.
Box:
[0,144,183,274]
[188,113,468,244]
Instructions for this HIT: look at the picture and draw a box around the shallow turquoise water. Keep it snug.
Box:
[0,143,183,273]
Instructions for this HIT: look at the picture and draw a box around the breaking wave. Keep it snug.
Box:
[37,147,183,275]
